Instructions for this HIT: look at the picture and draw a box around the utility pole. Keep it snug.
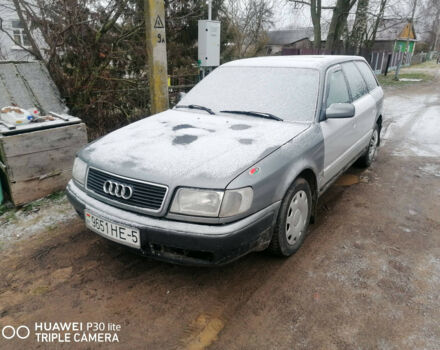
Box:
[144,0,169,114]
[394,0,418,80]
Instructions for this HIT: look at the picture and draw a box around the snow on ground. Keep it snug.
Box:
[419,163,440,177]
[0,194,77,249]
[391,105,440,158]
[382,86,440,158]
[382,95,420,143]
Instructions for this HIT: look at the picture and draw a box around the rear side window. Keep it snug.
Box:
[326,69,350,108]
[355,61,378,91]
[342,62,368,101]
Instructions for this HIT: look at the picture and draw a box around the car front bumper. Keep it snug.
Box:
[66,180,280,266]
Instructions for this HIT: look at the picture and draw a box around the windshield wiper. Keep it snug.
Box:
[220,110,283,121]
[175,104,215,115]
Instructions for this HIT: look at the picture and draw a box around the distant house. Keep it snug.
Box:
[267,19,418,56]
[266,28,314,55]
[373,19,417,54]
[0,2,45,61]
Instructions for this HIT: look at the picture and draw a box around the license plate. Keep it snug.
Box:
[85,210,140,249]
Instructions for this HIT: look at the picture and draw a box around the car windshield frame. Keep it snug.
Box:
[176,66,321,123]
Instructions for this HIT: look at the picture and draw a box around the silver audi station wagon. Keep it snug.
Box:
[67,55,383,265]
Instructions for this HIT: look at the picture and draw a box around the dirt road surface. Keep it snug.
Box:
[1,66,439,350]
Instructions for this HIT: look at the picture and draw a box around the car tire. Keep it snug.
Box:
[358,124,379,168]
[268,177,312,257]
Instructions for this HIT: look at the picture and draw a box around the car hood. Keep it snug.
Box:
[80,109,310,189]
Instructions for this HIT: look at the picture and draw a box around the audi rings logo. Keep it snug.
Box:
[103,180,134,200]
[2,325,30,340]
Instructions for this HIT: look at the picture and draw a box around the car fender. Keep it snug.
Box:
[227,124,325,216]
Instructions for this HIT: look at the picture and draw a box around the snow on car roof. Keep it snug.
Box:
[223,55,366,70]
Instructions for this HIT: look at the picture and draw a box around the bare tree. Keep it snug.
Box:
[287,0,338,49]
[365,0,387,49]
[347,0,369,53]
[418,0,440,50]
[224,0,274,58]
[0,0,45,60]
[325,0,358,51]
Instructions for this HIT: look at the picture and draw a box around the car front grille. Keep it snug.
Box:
[86,167,167,211]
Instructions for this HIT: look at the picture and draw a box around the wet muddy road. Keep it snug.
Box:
[1,71,440,349]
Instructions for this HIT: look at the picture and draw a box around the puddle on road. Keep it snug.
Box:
[419,163,440,177]
[335,174,360,186]
[182,314,225,350]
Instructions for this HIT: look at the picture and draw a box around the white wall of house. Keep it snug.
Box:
[0,1,46,61]
[266,45,283,55]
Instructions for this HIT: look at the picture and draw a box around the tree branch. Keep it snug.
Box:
[288,0,334,9]
[12,0,45,61]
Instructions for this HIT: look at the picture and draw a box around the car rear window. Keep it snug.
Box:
[355,61,378,91]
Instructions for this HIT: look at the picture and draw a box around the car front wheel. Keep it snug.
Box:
[268,177,312,257]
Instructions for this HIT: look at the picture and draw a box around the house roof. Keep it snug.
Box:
[269,19,418,45]
[375,19,417,41]
[267,28,314,45]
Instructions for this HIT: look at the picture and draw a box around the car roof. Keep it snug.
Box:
[222,55,366,71]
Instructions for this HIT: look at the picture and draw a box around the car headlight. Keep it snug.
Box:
[170,188,224,217]
[72,157,87,185]
[170,187,253,218]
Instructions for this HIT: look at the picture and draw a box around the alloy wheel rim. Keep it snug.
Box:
[285,190,308,245]
[368,129,378,161]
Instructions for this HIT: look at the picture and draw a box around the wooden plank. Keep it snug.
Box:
[6,145,78,182]
[1,123,87,157]
[0,118,82,136]
[10,169,72,206]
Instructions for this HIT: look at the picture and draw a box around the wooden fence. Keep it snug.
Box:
[280,47,413,75]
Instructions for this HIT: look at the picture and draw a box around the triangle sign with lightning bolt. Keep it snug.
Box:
[154,15,164,29]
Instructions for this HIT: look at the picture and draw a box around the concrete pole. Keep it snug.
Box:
[394,0,418,80]
[144,0,169,114]
[208,0,212,20]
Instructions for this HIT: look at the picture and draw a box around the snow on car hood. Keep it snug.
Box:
[80,109,310,189]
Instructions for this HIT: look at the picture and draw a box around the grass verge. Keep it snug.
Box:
[377,72,434,87]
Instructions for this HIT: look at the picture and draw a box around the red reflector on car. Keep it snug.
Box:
[249,167,260,175]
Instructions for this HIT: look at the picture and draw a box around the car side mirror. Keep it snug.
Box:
[325,103,355,119]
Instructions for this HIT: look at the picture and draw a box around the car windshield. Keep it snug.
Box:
[177,66,320,122]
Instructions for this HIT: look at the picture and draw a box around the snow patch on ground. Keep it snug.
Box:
[389,105,440,157]
[419,163,440,177]
[0,195,77,249]
[382,95,418,144]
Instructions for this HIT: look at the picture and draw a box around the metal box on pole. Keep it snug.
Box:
[198,20,221,67]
